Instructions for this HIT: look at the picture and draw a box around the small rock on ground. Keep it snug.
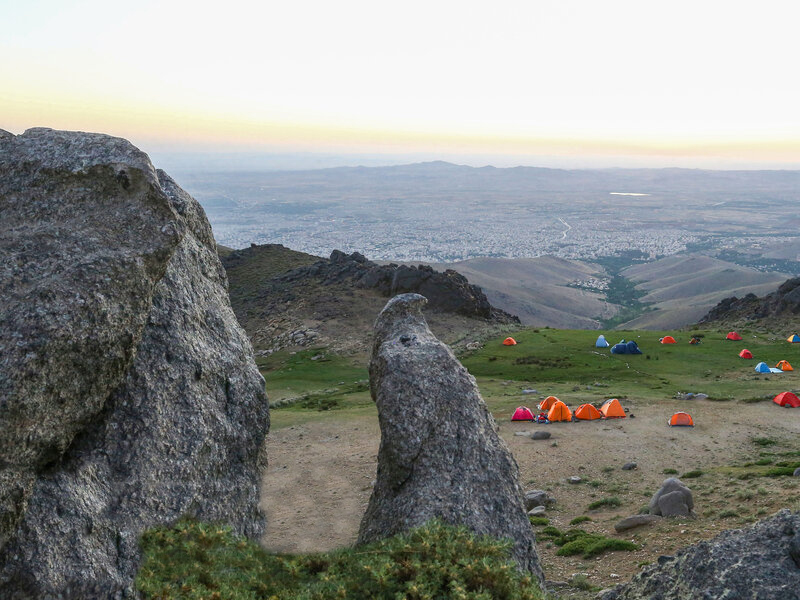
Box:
[568,476,582,484]
[528,506,546,516]
[532,431,551,440]
[614,514,661,532]
[622,462,637,471]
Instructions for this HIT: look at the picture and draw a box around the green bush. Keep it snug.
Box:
[681,470,703,479]
[662,468,678,474]
[528,516,549,527]
[535,525,636,559]
[137,518,545,599]
[587,497,621,510]
[569,516,592,526]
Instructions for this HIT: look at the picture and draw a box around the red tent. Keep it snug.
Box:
[726,331,743,341]
[660,336,677,344]
[773,392,800,408]
[669,412,694,427]
[511,406,535,421]
[503,337,517,346]
[739,349,753,359]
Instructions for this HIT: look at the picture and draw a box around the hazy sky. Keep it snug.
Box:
[3,0,800,167]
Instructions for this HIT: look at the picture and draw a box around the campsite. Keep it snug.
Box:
[258,326,800,594]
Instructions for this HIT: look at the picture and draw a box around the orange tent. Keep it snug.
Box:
[600,398,626,418]
[668,412,694,427]
[726,331,743,341]
[773,392,800,408]
[574,403,603,420]
[547,400,572,422]
[739,349,753,359]
[502,337,517,346]
[660,336,677,344]
[538,395,559,411]
[776,360,793,372]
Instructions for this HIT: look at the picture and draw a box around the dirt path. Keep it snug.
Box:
[260,399,800,591]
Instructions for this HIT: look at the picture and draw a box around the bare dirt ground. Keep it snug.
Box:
[260,398,800,596]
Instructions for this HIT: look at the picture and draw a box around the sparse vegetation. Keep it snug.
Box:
[538,526,637,559]
[662,468,678,474]
[137,519,545,599]
[528,516,549,526]
[569,516,592,526]
[587,497,622,510]
[681,470,704,479]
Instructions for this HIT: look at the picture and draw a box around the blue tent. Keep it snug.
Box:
[755,362,771,373]
[610,340,642,355]
[595,335,610,348]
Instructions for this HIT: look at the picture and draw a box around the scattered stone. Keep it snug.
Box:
[599,510,800,600]
[515,431,533,437]
[649,478,694,517]
[528,506,546,516]
[794,467,800,477]
[551,441,558,447]
[568,476,582,484]
[532,431,551,440]
[524,490,556,510]
[622,462,638,471]
[614,514,662,532]
[358,294,542,580]
[629,414,636,418]
[522,389,538,395]
[0,129,269,596]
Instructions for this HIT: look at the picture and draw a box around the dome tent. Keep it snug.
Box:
[726,331,743,341]
[669,412,694,427]
[502,337,517,346]
[511,406,535,421]
[574,403,603,420]
[600,398,626,418]
[595,335,610,348]
[773,392,800,408]
[739,349,753,359]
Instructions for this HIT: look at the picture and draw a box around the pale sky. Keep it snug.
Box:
[2,0,800,167]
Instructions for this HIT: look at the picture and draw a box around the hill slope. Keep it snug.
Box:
[700,277,800,328]
[430,256,617,329]
[220,244,519,355]
[617,256,787,329]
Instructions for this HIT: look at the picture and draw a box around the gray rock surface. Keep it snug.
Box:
[0,129,269,597]
[599,510,800,600]
[614,515,662,533]
[794,467,800,477]
[649,478,694,517]
[528,506,546,516]
[622,462,637,471]
[532,431,551,440]
[357,294,542,581]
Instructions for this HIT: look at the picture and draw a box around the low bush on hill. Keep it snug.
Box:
[137,519,545,599]
[587,497,621,510]
[537,526,637,559]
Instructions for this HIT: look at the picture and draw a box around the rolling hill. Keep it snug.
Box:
[617,256,787,329]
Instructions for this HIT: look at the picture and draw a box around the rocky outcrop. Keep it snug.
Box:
[648,478,694,518]
[701,277,800,323]
[0,128,269,597]
[357,294,542,581]
[274,249,519,322]
[599,510,800,600]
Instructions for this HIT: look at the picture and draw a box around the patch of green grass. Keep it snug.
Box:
[587,497,621,511]
[662,468,678,474]
[719,510,738,518]
[528,516,549,526]
[752,437,777,447]
[754,458,774,466]
[570,573,599,592]
[764,466,800,477]
[137,518,545,600]
[681,470,704,479]
[569,516,592,526]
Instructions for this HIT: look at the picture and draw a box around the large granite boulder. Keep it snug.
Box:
[357,293,542,581]
[0,128,269,597]
[649,478,694,517]
[599,509,800,600]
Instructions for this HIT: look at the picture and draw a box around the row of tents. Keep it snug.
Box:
[754,360,793,373]
[512,397,627,422]
[593,332,800,349]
